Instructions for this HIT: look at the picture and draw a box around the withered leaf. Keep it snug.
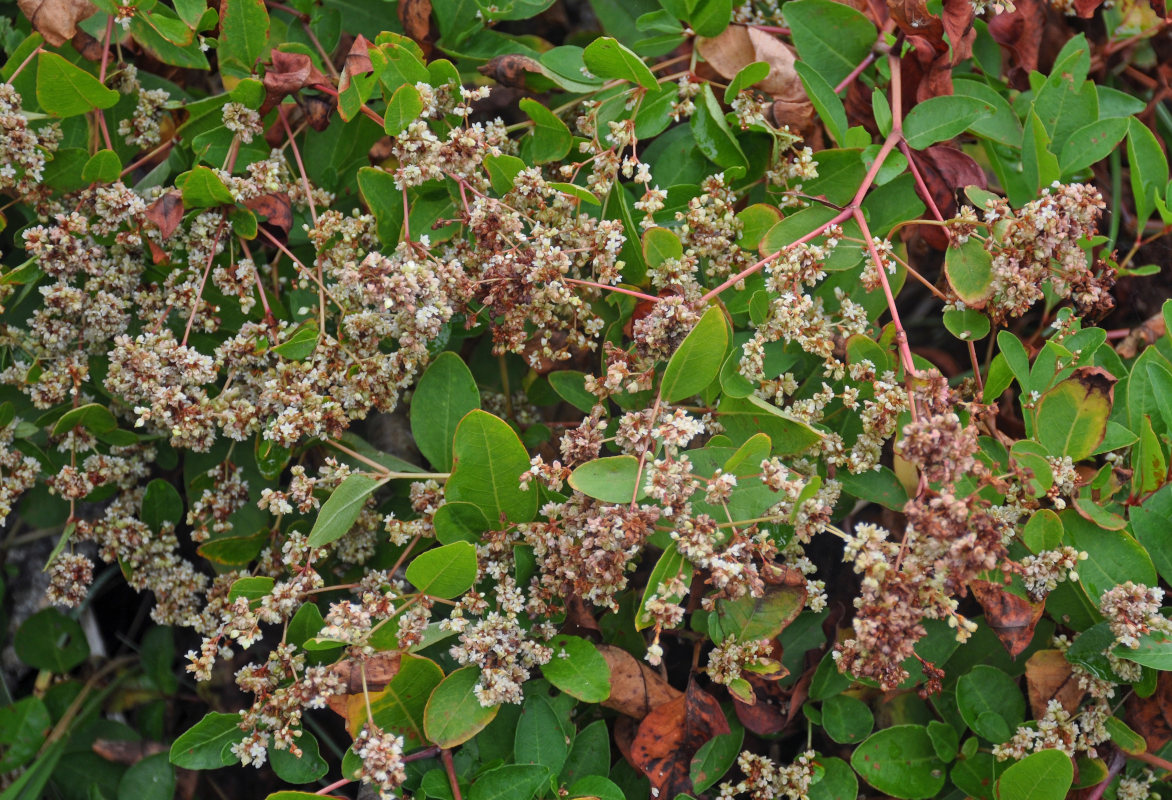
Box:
[1024,649,1084,719]
[1126,670,1172,752]
[145,191,185,241]
[477,54,544,89]
[987,0,1044,87]
[261,50,329,116]
[912,145,986,248]
[398,0,432,45]
[734,668,811,736]
[17,0,97,48]
[598,643,682,718]
[629,679,731,799]
[697,25,805,101]
[244,192,293,234]
[970,579,1044,657]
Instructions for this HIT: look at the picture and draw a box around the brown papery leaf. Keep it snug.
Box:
[970,579,1044,657]
[598,644,682,718]
[987,0,1045,88]
[629,679,731,799]
[1127,670,1172,752]
[697,25,805,102]
[477,54,544,90]
[1024,649,1084,719]
[261,50,329,116]
[17,0,96,47]
[145,191,184,241]
[244,192,293,234]
[912,145,986,248]
[398,0,432,46]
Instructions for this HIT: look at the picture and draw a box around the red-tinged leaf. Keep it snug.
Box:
[970,579,1044,657]
[261,50,329,115]
[146,191,184,240]
[986,0,1045,87]
[629,680,731,798]
[244,192,293,234]
[912,146,987,249]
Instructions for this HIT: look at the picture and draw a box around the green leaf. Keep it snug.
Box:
[690,0,733,36]
[368,654,445,747]
[219,0,270,75]
[1131,485,1172,586]
[0,697,50,772]
[52,402,117,436]
[661,306,729,402]
[956,665,1025,743]
[944,239,994,307]
[272,326,319,360]
[411,352,481,471]
[82,149,122,183]
[903,95,992,150]
[926,720,959,762]
[637,543,693,630]
[35,52,119,118]
[358,166,404,247]
[710,585,805,642]
[170,712,246,769]
[723,61,770,103]
[850,725,947,799]
[118,753,175,800]
[808,756,858,800]
[515,695,569,774]
[1131,415,1166,495]
[1021,110,1061,199]
[838,467,908,510]
[1021,509,1063,554]
[691,84,748,172]
[1059,116,1129,176]
[228,576,275,604]
[642,226,683,269]
[406,541,478,599]
[142,479,183,531]
[717,394,823,455]
[519,98,573,163]
[14,608,88,672]
[307,473,378,547]
[1035,368,1115,461]
[560,720,611,784]
[994,749,1072,800]
[822,694,874,744]
[943,308,990,341]
[270,731,327,784]
[568,455,648,504]
[446,410,538,526]
[1128,119,1169,231]
[690,728,744,793]
[179,165,236,208]
[434,501,491,544]
[541,634,611,702]
[1119,634,1172,670]
[384,83,424,136]
[783,0,875,87]
[1063,511,1155,603]
[582,37,657,89]
[794,62,848,146]
[425,666,500,748]
[1104,717,1146,755]
[469,764,551,800]
[952,79,1022,148]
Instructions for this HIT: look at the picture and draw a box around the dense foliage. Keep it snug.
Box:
[1,0,1172,797]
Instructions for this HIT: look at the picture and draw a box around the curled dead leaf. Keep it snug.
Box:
[244,192,293,235]
[598,643,682,718]
[17,0,97,48]
[398,0,432,46]
[261,50,329,116]
[326,651,403,719]
[1115,312,1166,359]
[986,0,1044,87]
[477,54,544,89]
[1024,649,1084,719]
[629,680,730,799]
[970,579,1044,657]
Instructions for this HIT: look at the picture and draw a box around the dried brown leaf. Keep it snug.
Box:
[987,0,1044,87]
[477,54,544,89]
[398,0,432,45]
[629,680,730,798]
[1024,649,1084,719]
[17,0,97,47]
[244,192,293,234]
[970,579,1044,657]
[145,191,184,241]
[261,50,329,116]
[1126,669,1172,752]
[598,643,682,718]
[697,25,804,101]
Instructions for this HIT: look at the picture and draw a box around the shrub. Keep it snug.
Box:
[1,0,1171,798]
